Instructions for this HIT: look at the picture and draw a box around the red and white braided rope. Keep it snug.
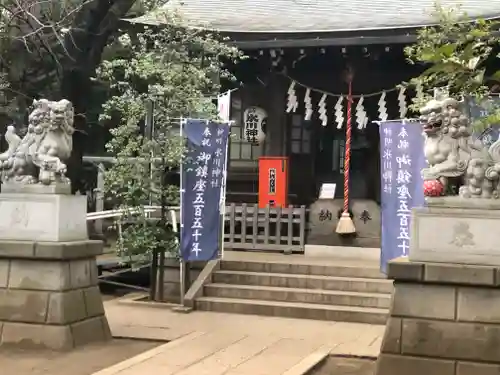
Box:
[343,79,353,214]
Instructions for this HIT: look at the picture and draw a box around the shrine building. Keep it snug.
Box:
[128,0,500,251]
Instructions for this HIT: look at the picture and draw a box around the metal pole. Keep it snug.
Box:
[179,117,187,306]
[145,100,158,301]
[169,208,186,305]
[179,260,186,306]
[219,121,233,259]
[145,99,155,208]
[158,245,165,301]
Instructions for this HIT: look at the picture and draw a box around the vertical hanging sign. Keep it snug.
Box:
[217,91,231,123]
[181,119,230,261]
[379,121,426,273]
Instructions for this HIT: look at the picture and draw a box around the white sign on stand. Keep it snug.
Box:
[319,183,336,199]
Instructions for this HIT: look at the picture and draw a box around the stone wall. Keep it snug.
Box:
[0,240,110,350]
[377,257,500,375]
[308,199,380,247]
[158,259,204,303]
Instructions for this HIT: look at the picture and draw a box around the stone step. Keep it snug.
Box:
[195,296,388,324]
[204,283,392,309]
[220,260,386,279]
[212,270,394,294]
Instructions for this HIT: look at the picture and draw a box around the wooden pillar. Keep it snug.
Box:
[265,75,287,156]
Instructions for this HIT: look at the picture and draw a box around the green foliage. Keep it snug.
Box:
[0,0,152,127]
[97,11,243,266]
[404,2,500,130]
[0,0,83,120]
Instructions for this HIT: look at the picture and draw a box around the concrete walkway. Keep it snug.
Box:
[93,297,384,375]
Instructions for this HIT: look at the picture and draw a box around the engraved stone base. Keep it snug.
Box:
[307,199,381,247]
[409,197,500,266]
[1,182,71,195]
[376,258,500,375]
[0,240,111,350]
[0,193,87,242]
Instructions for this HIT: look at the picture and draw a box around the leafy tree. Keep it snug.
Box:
[0,0,142,191]
[404,3,500,129]
[97,11,242,270]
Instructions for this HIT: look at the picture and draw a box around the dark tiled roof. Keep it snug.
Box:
[134,0,500,33]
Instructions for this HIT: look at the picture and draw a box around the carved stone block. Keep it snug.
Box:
[0,193,87,242]
[402,319,500,362]
[457,287,500,323]
[1,182,71,195]
[410,197,500,266]
[392,283,456,320]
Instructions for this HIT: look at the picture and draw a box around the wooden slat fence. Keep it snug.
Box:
[85,161,308,253]
[224,203,307,253]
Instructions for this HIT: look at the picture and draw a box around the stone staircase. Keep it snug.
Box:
[195,257,393,324]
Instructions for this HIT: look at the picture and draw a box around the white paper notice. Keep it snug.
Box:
[319,183,336,199]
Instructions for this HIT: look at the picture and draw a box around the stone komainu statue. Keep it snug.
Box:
[420,97,500,198]
[0,99,74,186]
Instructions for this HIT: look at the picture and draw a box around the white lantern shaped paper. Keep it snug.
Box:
[243,106,267,144]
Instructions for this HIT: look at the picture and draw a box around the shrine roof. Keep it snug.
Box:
[129,0,500,34]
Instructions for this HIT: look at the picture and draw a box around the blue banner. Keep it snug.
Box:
[180,119,230,262]
[379,121,426,273]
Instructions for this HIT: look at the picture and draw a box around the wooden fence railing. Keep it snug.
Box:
[84,159,308,253]
[224,203,307,253]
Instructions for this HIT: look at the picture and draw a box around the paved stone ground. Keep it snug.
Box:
[0,293,383,375]
[312,357,376,375]
[93,296,384,375]
[0,339,159,375]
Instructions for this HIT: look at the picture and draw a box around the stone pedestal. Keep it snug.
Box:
[376,258,500,375]
[0,193,110,350]
[410,197,500,266]
[0,193,87,241]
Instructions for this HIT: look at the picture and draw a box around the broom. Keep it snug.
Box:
[336,68,356,234]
